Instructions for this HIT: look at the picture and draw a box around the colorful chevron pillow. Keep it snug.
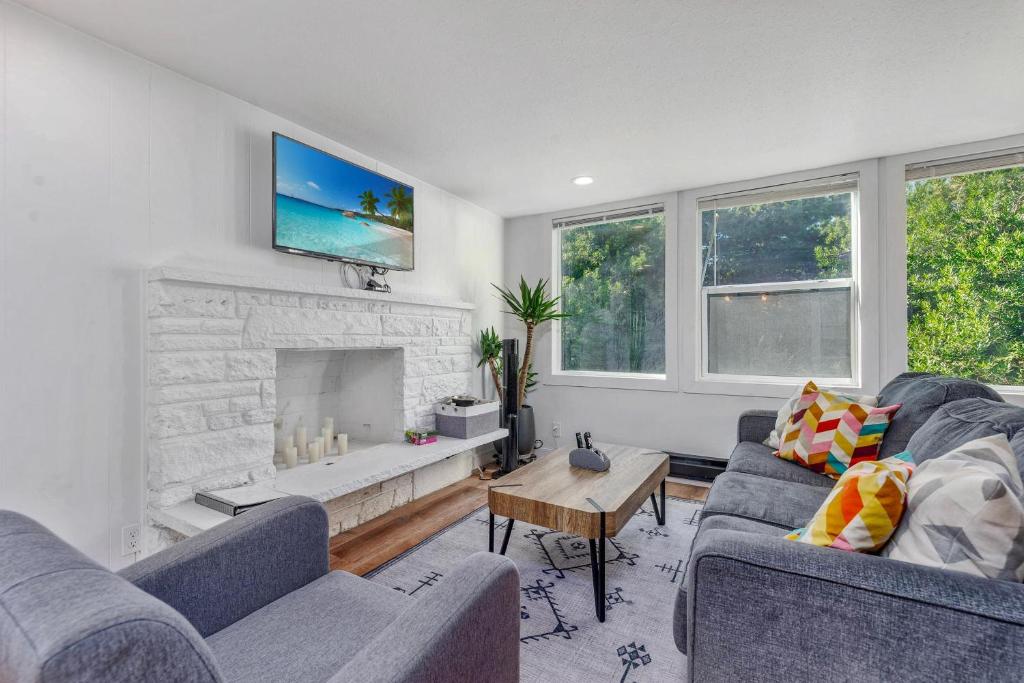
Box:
[786,451,916,552]
[765,384,878,449]
[776,380,901,478]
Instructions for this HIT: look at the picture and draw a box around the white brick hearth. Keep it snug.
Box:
[145,267,503,551]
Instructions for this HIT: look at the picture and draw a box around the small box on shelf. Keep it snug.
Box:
[404,429,438,446]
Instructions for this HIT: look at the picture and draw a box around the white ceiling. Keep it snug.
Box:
[19,0,1024,217]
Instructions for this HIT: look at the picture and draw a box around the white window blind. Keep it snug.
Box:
[906,148,1024,180]
[553,203,664,230]
[697,173,859,211]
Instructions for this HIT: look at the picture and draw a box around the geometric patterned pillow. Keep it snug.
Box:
[786,451,916,552]
[882,434,1024,581]
[764,383,878,449]
[776,380,901,479]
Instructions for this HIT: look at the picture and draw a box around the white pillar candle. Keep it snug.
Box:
[296,425,308,459]
[323,418,334,455]
[337,433,348,455]
[321,427,332,456]
[284,446,298,469]
[308,441,320,464]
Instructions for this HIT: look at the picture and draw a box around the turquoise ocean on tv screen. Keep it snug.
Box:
[275,194,413,269]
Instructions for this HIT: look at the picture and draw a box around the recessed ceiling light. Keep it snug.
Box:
[572,176,594,186]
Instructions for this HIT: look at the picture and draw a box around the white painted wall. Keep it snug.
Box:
[0,2,504,568]
[506,136,1024,462]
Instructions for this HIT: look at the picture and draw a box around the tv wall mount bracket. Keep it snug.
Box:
[364,265,391,294]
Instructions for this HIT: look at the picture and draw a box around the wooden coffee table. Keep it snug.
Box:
[487,443,670,622]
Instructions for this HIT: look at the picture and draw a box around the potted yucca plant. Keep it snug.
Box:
[484,277,567,455]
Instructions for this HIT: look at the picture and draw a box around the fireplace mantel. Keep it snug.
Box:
[148,266,475,311]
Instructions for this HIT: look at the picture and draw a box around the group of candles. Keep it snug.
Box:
[279,417,349,468]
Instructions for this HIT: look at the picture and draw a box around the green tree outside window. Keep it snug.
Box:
[906,167,1024,386]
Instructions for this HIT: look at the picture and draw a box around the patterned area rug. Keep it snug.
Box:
[367,496,703,682]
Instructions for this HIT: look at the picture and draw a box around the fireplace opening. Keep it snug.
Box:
[274,348,404,463]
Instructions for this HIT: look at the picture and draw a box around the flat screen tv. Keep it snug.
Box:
[272,132,414,271]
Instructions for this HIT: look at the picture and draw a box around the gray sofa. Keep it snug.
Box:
[675,372,1024,682]
[0,496,520,682]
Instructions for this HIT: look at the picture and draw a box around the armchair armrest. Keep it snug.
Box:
[686,528,1024,682]
[120,496,328,637]
[331,552,520,683]
[736,409,777,444]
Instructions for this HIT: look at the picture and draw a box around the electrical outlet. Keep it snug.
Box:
[121,524,141,557]
[552,422,561,437]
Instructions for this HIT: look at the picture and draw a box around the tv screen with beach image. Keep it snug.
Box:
[273,133,414,270]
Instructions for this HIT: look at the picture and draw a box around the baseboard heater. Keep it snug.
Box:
[666,452,727,482]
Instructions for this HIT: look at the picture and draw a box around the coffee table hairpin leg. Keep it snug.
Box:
[487,484,522,556]
[488,512,495,553]
[649,477,667,526]
[487,511,517,555]
[586,497,607,622]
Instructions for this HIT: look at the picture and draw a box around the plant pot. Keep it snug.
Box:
[494,404,539,457]
[517,404,536,456]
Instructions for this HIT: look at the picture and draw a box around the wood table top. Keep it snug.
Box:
[487,443,670,538]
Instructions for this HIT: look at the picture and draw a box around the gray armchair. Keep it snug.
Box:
[0,496,520,682]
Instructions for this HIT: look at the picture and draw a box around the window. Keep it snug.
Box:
[698,175,859,382]
[905,151,1024,387]
[554,205,666,377]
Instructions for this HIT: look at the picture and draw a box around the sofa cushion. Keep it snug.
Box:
[701,472,831,529]
[906,398,1024,478]
[0,511,220,683]
[876,372,1003,459]
[726,441,834,488]
[207,570,408,683]
[698,513,795,537]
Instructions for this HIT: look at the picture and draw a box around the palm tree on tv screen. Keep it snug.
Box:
[359,190,380,215]
[386,186,413,229]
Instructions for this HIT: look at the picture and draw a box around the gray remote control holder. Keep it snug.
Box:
[569,447,611,472]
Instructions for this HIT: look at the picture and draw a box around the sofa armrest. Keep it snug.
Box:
[331,552,520,683]
[737,409,777,444]
[119,496,329,637]
[686,528,1024,682]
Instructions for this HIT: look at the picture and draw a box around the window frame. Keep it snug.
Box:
[900,148,1024,395]
[681,161,881,398]
[546,194,679,392]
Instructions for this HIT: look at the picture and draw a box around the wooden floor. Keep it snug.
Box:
[329,470,709,575]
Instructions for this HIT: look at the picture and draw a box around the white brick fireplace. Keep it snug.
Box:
[144,267,502,551]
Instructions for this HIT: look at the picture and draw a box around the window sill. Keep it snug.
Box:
[544,370,678,392]
[683,375,863,399]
